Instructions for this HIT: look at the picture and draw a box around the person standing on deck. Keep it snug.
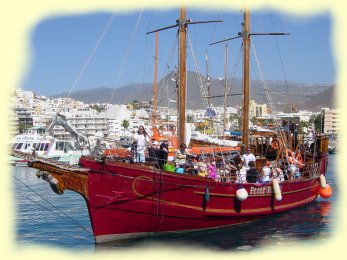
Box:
[133,125,152,163]
[242,147,256,169]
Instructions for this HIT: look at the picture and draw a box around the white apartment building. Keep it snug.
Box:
[108,118,150,137]
[15,89,35,108]
[102,105,151,137]
[65,109,108,137]
[108,120,124,137]
[322,108,340,134]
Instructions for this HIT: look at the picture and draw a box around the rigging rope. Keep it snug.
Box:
[48,11,117,143]
[269,14,290,91]
[107,8,144,106]
[187,34,210,109]
[61,11,118,110]
[250,39,287,148]
[13,174,93,235]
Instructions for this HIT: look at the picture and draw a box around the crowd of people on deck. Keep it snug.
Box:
[130,125,305,183]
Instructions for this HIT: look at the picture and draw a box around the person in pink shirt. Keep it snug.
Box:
[207,160,217,181]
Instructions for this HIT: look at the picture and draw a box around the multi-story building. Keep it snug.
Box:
[15,108,33,128]
[8,109,19,137]
[65,109,109,137]
[322,108,340,134]
[250,100,268,118]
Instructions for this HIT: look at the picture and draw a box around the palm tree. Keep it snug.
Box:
[121,120,130,135]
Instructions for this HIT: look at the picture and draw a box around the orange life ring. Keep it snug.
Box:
[286,149,295,164]
[271,138,279,149]
[296,153,304,169]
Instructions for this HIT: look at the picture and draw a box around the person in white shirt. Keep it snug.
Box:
[259,161,271,183]
[133,125,152,163]
[235,162,248,183]
[242,147,256,169]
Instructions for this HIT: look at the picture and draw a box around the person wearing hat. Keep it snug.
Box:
[242,147,256,169]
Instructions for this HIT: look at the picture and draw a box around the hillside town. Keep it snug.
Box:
[9,88,340,142]
[9,7,338,247]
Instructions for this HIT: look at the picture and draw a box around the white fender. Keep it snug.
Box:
[320,174,327,189]
[236,188,248,201]
[272,179,282,201]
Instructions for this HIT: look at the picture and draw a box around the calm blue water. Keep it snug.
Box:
[12,154,338,252]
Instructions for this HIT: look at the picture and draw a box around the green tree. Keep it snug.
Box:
[132,100,140,110]
[18,123,32,133]
[309,113,322,133]
[121,120,129,131]
[314,114,322,133]
[89,104,105,113]
[187,114,194,123]
[297,120,309,134]
[229,114,241,131]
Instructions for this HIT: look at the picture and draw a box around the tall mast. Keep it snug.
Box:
[209,9,288,149]
[178,7,187,145]
[146,8,222,145]
[242,10,250,149]
[223,43,228,138]
[152,32,159,127]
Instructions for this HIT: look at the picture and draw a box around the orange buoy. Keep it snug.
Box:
[319,184,333,199]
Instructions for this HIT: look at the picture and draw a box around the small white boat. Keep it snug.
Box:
[9,126,88,166]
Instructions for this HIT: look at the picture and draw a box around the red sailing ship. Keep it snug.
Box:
[12,8,332,244]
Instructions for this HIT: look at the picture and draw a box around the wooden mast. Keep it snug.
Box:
[242,10,250,149]
[147,8,221,145]
[152,32,158,127]
[223,43,228,138]
[178,7,187,145]
[209,9,288,149]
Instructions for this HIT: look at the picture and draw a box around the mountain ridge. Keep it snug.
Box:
[51,71,335,112]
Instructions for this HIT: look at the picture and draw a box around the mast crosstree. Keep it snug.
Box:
[147,7,222,145]
[210,9,289,149]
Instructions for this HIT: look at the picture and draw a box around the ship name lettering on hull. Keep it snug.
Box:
[249,186,272,195]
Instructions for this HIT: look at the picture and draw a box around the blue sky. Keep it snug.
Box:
[21,8,335,96]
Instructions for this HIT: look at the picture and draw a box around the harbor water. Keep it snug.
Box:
[12,154,338,251]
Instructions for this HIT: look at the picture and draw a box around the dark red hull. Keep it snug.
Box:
[79,157,322,243]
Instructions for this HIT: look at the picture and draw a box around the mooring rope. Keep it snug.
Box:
[13,174,93,235]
